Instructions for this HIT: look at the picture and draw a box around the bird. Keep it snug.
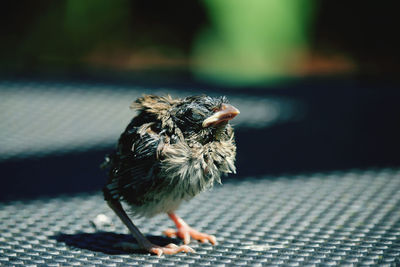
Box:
[102,94,239,256]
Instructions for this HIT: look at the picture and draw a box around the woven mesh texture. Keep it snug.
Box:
[1,168,399,266]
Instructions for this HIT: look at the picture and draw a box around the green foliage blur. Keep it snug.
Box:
[1,0,316,85]
[193,0,314,85]
[2,1,131,67]
[1,1,398,84]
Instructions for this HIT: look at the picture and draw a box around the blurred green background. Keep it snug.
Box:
[0,0,398,85]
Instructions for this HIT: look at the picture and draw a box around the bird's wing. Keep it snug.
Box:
[103,119,166,205]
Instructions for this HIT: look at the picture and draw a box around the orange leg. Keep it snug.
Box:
[164,212,217,245]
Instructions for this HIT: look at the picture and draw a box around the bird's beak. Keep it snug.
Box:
[202,104,240,127]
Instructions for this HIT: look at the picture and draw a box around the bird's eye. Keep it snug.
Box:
[191,109,205,121]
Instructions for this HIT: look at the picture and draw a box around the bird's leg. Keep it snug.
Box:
[164,212,217,245]
[107,200,195,256]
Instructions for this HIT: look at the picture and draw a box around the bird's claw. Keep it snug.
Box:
[114,241,194,257]
[164,227,217,245]
[149,243,195,257]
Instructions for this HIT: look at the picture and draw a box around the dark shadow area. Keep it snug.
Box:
[236,79,400,176]
[52,232,179,255]
[0,149,110,201]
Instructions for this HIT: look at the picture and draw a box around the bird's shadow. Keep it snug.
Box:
[51,232,180,255]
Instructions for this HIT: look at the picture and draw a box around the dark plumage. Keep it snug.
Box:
[103,95,239,256]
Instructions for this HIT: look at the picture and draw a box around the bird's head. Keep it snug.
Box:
[132,94,239,142]
[171,95,240,138]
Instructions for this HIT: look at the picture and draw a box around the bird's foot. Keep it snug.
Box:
[147,243,195,257]
[114,242,194,257]
[164,226,217,245]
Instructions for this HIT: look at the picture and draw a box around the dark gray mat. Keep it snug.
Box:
[1,168,399,266]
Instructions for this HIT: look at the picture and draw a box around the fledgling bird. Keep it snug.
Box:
[102,94,239,256]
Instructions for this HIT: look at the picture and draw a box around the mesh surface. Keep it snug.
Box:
[1,168,399,266]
